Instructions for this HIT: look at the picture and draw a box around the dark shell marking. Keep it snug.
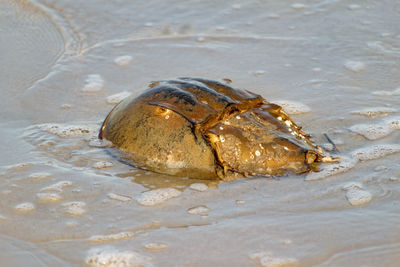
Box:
[99,78,337,180]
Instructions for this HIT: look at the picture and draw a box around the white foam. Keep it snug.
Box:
[232,4,241,10]
[344,61,365,72]
[351,107,397,118]
[65,220,79,228]
[196,36,205,42]
[349,123,392,140]
[93,161,114,169]
[345,188,372,206]
[187,205,210,215]
[28,172,52,181]
[107,193,132,202]
[352,144,400,161]
[271,100,311,115]
[39,124,93,138]
[62,201,86,216]
[250,252,297,267]
[106,91,131,104]
[291,3,306,10]
[114,55,133,66]
[144,242,168,251]
[89,232,135,242]
[189,183,208,192]
[372,88,400,96]
[86,247,151,267]
[82,74,104,93]
[14,202,35,213]
[309,144,400,181]
[312,67,321,72]
[136,188,182,206]
[305,157,357,181]
[41,181,73,192]
[348,4,361,10]
[36,192,62,203]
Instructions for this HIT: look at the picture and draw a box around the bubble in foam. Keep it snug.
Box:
[36,192,62,203]
[386,117,400,129]
[267,13,280,19]
[89,138,113,148]
[312,67,321,72]
[291,3,306,10]
[187,205,210,215]
[28,172,52,181]
[271,100,311,115]
[351,107,397,118]
[136,188,182,206]
[60,104,72,109]
[114,55,133,66]
[232,4,241,10]
[348,4,361,10]
[352,144,400,161]
[85,246,151,267]
[14,202,35,213]
[144,242,168,251]
[39,124,93,138]
[342,181,363,190]
[305,156,357,181]
[189,183,208,192]
[349,123,392,140]
[252,70,266,77]
[41,181,73,192]
[106,91,131,104]
[93,161,114,169]
[89,232,135,242]
[250,252,297,267]
[62,201,86,216]
[107,193,132,202]
[322,143,334,151]
[345,188,372,206]
[344,61,365,72]
[82,74,104,93]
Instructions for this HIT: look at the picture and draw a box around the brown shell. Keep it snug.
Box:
[99,78,330,179]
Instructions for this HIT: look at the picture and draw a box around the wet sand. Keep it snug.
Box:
[1,0,400,266]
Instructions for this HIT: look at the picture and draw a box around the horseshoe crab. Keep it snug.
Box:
[99,78,337,180]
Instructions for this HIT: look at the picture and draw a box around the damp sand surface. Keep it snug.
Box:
[1,0,400,266]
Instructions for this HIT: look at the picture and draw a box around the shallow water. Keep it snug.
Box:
[1,0,400,266]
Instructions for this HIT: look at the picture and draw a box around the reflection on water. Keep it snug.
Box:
[116,171,220,191]
[1,0,400,266]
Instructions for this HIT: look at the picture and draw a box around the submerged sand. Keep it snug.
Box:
[1,0,400,266]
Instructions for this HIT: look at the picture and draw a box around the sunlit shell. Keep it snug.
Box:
[100,78,337,179]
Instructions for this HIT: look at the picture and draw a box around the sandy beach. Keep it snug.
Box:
[1,0,400,266]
